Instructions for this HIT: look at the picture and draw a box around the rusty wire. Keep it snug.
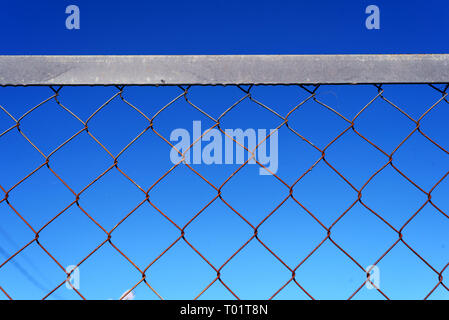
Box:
[0,83,448,300]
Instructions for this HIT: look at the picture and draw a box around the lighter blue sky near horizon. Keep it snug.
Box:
[0,0,448,300]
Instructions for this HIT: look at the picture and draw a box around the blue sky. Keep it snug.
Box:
[0,0,448,55]
[0,0,448,300]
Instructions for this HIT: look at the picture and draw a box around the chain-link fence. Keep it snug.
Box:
[0,55,448,300]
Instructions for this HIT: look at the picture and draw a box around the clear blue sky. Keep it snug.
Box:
[0,0,448,300]
[0,0,448,55]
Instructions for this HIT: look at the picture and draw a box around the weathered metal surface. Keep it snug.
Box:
[0,55,448,85]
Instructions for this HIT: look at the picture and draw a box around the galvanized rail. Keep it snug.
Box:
[0,54,448,85]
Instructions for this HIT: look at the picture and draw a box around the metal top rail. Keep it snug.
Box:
[0,54,448,85]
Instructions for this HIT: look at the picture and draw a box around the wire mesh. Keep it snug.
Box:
[0,83,448,300]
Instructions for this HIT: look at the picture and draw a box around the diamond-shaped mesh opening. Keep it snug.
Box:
[325,130,387,189]
[221,240,292,300]
[77,168,145,231]
[37,206,106,267]
[85,90,151,156]
[294,241,365,300]
[185,200,253,266]
[48,131,112,192]
[148,241,217,299]
[361,165,427,228]
[292,161,357,226]
[219,164,288,225]
[354,95,417,154]
[18,99,84,155]
[330,202,398,267]
[110,203,180,269]
[148,164,217,227]
[6,167,74,229]
[286,97,350,149]
[257,199,325,267]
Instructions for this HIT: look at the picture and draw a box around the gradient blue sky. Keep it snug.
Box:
[0,0,448,300]
[0,0,448,55]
